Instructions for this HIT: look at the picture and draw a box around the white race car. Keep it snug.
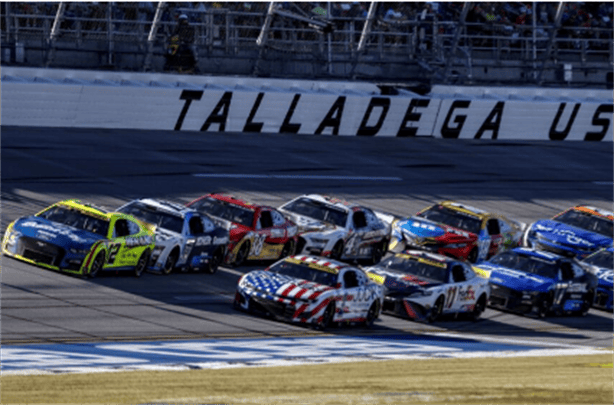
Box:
[278,194,390,264]
[364,250,490,322]
[117,199,228,274]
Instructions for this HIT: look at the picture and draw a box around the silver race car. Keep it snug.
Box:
[117,199,228,274]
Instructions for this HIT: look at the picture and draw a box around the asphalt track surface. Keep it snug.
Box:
[1,126,612,350]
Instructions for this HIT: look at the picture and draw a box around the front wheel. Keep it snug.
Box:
[134,249,150,278]
[316,302,335,330]
[535,294,552,318]
[88,252,105,278]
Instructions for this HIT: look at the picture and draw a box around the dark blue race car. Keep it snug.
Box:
[581,247,613,311]
[523,205,613,259]
[476,247,598,318]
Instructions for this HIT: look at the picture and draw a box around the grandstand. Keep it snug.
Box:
[1,2,612,88]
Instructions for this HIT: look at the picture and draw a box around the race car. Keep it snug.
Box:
[364,250,490,322]
[385,201,525,263]
[523,205,613,259]
[234,255,384,329]
[117,198,228,274]
[580,247,613,311]
[186,194,298,266]
[278,194,390,264]
[475,247,598,317]
[2,199,155,278]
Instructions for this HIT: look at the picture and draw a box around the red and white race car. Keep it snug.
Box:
[234,255,384,329]
[186,194,298,266]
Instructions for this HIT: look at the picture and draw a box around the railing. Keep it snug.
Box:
[1,3,612,84]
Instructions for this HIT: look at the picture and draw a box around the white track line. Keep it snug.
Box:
[192,174,403,181]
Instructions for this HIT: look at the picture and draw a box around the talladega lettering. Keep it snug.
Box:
[174,90,611,140]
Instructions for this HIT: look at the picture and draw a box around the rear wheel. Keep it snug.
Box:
[162,250,178,275]
[576,289,594,317]
[330,241,343,261]
[134,249,150,278]
[207,248,224,274]
[365,300,380,328]
[88,252,105,278]
[233,242,250,267]
[428,296,445,323]
[470,294,487,321]
[280,240,295,259]
[535,293,552,318]
[467,248,478,263]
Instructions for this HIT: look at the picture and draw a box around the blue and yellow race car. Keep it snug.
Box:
[2,199,155,278]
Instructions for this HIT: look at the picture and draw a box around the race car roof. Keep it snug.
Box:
[203,194,271,211]
[572,205,614,221]
[133,198,196,218]
[398,249,457,267]
[301,194,359,212]
[284,255,348,274]
[437,201,488,219]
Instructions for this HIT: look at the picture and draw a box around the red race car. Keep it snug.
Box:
[186,194,298,266]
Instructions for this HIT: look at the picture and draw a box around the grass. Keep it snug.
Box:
[2,354,613,404]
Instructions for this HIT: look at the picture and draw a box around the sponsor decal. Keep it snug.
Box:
[534,224,593,246]
[458,286,476,301]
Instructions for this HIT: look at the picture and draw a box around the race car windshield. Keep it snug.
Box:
[119,202,183,234]
[379,255,448,283]
[190,198,254,227]
[583,249,613,269]
[489,251,558,279]
[417,205,481,235]
[269,261,338,287]
[554,209,614,237]
[282,198,348,227]
[38,206,109,237]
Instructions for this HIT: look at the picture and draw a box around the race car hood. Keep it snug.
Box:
[531,219,611,249]
[282,212,337,233]
[241,270,334,299]
[480,263,553,293]
[396,217,476,242]
[366,267,442,295]
[12,216,103,249]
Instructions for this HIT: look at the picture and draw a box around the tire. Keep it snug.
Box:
[576,290,594,317]
[370,240,385,265]
[280,240,295,259]
[316,302,335,330]
[207,248,224,274]
[162,250,178,275]
[365,300,380,328]
[233,241,250,267]
[535,294,552,318]
[467,248,479,264]
[88,252,105,278]
[330,241,343,261]
[134,249,150,278]
[470,294,487,321]
[428,296,445,323]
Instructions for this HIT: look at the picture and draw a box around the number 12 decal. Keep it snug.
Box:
[107,244,121,264]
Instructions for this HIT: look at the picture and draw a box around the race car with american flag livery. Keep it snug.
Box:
[383,201,525,263]
[233,255,384,329]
